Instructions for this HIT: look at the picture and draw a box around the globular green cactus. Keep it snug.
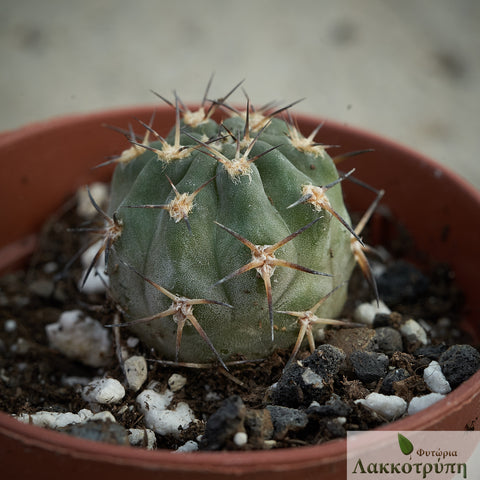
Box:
[88,84,380,367]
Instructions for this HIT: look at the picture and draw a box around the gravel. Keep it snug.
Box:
[439,345,480,388]
[407,393,446,415]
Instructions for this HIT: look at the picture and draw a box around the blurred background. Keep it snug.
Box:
[1,0,479,187]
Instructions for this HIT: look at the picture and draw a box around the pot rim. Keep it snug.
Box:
[0,372,478,472]
[0,105,479,474]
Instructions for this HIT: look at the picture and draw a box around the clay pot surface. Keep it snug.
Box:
[1,106,479,480]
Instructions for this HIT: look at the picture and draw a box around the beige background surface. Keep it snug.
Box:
[1,0,479,187]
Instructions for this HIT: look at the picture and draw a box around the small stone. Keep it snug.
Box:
[423,361,451,394]
[355,392,407,420]
[325,327,377,356]
[233,431,248,447]
[90,411,117,422]
[244,408,274,446]
[374,327,403,355]
[201,396,246,450]
[168,373,187,392]
[325,418,347,438]
[414,343,448,361]
[175,440,199,453]
[136,389,195,437]
[439,345,480,388]
[303,344,346,377]
[4,319,17,333]
[377,260,429,306]
[400,319,428,349]
[14,409,115,429]
[271,345,345,407]
[266,405,309,440]
[372,313,392,328]
[128,428,157,449]
[82,378,125,404]
[15,411,90,429]
[353,300,391,326]
[380,368,410,395]
[126,336,140,348]
[307,393,351,417]
[60,420,129,445]
[408,393,446,415]
[349,351,389,384]
[45,310,112,367]
[124,356,148,391]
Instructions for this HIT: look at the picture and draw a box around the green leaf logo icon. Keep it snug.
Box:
[398,433,414,455]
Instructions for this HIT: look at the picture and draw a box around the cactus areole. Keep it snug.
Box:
[102,93,371,366]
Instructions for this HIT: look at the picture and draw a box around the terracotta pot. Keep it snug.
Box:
[0,106,479,480]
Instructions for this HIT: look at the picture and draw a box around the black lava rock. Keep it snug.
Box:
[302,344,347,377]
[380,368,410,395]
[306,393,351,418]
[377,260,429,306]
[349,351,389,384]
[439,345,480,388]
[270,345,346,408]
[375,327,403,355]
[266,405,308,440]
[414,343,449,361]
[201,395,246,450]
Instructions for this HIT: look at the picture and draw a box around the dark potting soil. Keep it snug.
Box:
[0,192,478,451]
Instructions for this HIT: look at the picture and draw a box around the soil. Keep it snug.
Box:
[0,192,476,451]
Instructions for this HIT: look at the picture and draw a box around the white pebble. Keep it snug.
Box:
[4,319,17,332]
[77,183,109,219]
[79,241,109,294]
[128,428,157,449]
[355,392,407,420]
[126,336,140,348]
[168,373,187,392]
[124,356,148,391]
[233,431,248,447]
[423,361,451,394]
[90,411,117,422]
[136,389,195,437]
[408,393,446,415]
[336,416,347,425]
[45,310,112,367]
[175,440,199,453]
[354,300,391,326]
[14,409,115,429]
[400,319,428,345]
[82,378,125,404]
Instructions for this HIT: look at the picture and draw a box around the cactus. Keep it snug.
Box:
[86,82,381,367]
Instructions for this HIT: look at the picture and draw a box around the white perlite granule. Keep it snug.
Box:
[45,310,112,367]
[355,392,407,420]
[81,378,126,404]
[136,389,196,437]
[423,360,451,394]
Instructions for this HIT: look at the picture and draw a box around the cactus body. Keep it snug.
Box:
[106,106,356,363]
